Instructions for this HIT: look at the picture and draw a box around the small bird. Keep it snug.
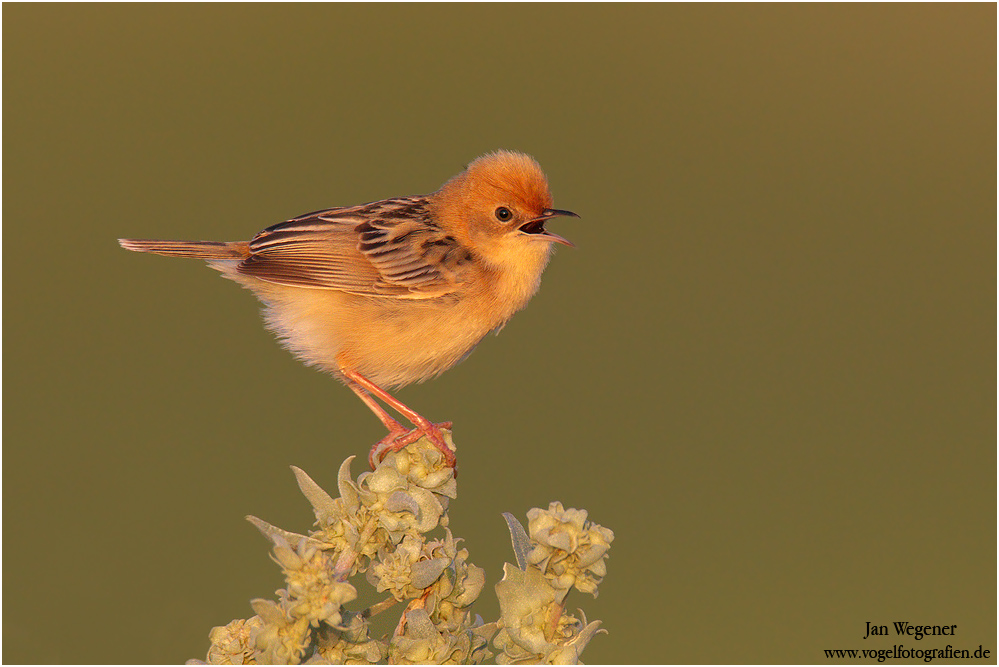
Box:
[119,150,576,470]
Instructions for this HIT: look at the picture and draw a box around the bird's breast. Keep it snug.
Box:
[242,255,550,389]
[335,289,514,387]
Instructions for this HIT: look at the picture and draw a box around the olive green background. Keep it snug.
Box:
[3,4,995,664]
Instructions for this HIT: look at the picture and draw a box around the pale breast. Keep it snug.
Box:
[216,246,548,388]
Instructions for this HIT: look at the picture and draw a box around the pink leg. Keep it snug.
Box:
[343,378,406,434]
[341,369,457,470]
[342,379,414,468]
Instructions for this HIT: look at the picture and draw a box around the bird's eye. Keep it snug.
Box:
[494,206,513,222]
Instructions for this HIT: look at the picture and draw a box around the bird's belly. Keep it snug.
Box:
[346,297,495,387]
[255,285,499,388]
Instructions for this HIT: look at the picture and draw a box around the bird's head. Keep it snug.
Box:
[431,150,578,273]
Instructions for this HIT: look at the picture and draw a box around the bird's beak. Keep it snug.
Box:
[519,208,579,247]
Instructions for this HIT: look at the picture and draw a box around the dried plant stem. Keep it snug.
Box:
[362,597,400,619]
[333,516,378,581]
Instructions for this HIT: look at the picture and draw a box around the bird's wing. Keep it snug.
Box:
[236,197,473,298]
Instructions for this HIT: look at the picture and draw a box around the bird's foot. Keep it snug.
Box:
[368,421,457,473]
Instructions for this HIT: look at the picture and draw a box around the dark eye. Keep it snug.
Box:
[494,206,513,222]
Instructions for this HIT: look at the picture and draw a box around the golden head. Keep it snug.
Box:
[431,150,577,271]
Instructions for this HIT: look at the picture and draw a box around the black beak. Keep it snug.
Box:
[541,208,580,220]
[519,208,579,247]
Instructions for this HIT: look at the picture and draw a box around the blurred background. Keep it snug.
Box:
[3,4,995,663]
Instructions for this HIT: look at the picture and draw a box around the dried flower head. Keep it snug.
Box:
[526,501,615,598]
[196,617,263,665]
[189,435,613,665]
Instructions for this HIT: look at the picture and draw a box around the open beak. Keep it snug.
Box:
[519,208,579,247]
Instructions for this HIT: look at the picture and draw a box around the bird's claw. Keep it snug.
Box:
[368,422,457,473]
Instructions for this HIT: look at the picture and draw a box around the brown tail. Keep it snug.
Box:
[118,238,249,259]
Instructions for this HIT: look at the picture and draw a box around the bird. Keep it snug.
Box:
[119,150,577,471]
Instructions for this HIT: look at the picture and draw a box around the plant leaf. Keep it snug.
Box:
[502,512,532,571]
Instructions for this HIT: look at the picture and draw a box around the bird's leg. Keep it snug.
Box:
[342,378,407,434]
[341,379,411,469]
[341,369,457,470]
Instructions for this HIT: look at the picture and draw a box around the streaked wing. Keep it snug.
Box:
[236,197,473,298]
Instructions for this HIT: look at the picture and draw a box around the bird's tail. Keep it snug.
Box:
[118,238,249,259]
